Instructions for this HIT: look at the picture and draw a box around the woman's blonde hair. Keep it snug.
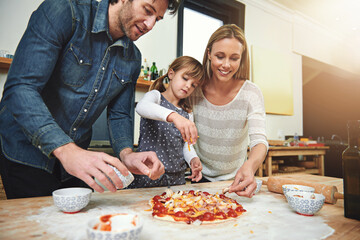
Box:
[150,56,204,113]
[203,24,250,81]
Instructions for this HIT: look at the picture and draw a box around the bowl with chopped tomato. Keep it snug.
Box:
[282,184,315,197]
[87,213,143,240]
[286,191,325,216]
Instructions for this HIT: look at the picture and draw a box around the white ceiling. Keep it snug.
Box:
[271,0,360,43]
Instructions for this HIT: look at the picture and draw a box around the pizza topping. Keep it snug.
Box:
[93,213,139,232]
[149,189,246,224]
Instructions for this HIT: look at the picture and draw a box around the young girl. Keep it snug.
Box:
[128,56,205,188]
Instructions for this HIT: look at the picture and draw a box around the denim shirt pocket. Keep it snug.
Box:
[60,43,92,87]
[106,68,133,98]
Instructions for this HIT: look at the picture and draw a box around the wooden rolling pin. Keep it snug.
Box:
[262,176,344,204]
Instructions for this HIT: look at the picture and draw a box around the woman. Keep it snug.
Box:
[137,24,268,197]
[191,24,268,197]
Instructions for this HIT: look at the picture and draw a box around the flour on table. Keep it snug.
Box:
[27,190,334,240]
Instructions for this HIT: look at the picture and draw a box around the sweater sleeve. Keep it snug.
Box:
[135,90,175,122]
[247,85,269,151]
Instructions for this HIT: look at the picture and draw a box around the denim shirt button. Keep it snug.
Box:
[73,128,77,131]
[38,145,41,149]
[84,109,87,112]
[102,67,105,71]
[121,79,125,83]
[79,59,83,64]
[94,89,98,92]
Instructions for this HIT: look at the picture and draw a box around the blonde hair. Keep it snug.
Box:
[203,24,250,81]
[150,56,205,113]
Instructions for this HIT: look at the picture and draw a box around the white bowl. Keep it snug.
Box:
[282,184,315,195]
[87,213,143,240]
[52,187,92,213]
[254,179,262,194]
[286,191,325,216]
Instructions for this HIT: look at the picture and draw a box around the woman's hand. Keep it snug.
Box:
[167,112,198,144]
[188,157,202,182]
[228,144,267,197]
[228,161,257,198]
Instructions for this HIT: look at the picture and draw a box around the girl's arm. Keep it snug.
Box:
[135,90,175,122]
[136,91,198,144]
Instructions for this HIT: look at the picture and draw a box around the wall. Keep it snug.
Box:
[241,0,303,140]
[1,0,356,144]
[0,0,44,99]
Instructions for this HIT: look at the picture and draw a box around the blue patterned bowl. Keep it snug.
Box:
[286,191,325,216]
[52,187,92,213]
[282,184,315,196]
[87,214,143,240]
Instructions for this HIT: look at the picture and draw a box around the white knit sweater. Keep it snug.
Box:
[192,80,268,181]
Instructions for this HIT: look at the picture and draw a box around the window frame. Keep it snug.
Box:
[177,0,246,57]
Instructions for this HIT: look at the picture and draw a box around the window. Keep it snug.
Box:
[177,0,245,61]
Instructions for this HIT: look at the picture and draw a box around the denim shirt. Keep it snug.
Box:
[0,0,141,180]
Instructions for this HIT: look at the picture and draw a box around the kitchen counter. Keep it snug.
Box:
[0,174,359,240]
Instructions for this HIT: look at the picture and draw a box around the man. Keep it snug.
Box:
[0,0,181,199]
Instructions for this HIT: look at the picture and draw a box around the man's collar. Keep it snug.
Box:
[92,0,109,34]
[92,0,131,47]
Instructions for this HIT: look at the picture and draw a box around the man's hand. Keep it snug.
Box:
[167,112,198,144]
[53,143,128,193]
[120,148,165,180]
[188,157,202,182]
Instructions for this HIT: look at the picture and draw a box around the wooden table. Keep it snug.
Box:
[0,174,358,240]
[258,146,330,177]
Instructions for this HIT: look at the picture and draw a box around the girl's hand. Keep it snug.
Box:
[188,157,202,182]
[167,112,198,144]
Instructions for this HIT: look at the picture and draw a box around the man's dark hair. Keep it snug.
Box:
[109,0,182,15]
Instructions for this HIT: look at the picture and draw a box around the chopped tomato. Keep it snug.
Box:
[186,208,196,215]
[227,209,238,218]
[235,206,245,212]
[203,212,215,221]
[174,211,186,218]
[159,206,167,214]
[215,211,227,219]
[153,202,163,210]
[153,195,162,201]
[219,194,226,199]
